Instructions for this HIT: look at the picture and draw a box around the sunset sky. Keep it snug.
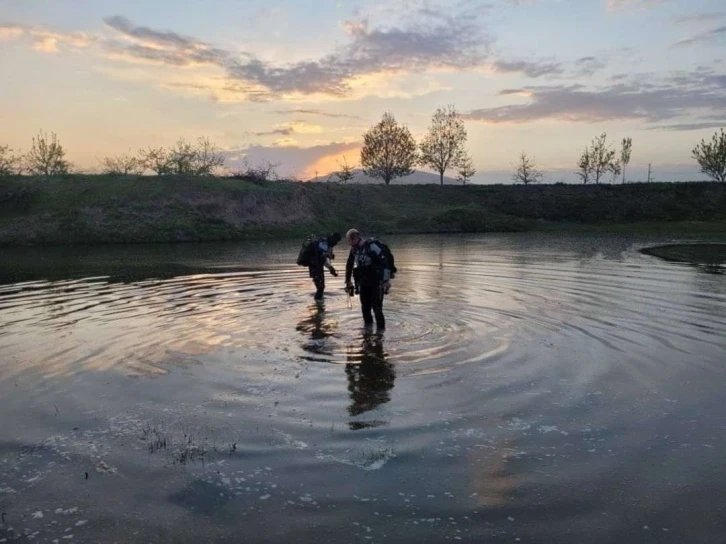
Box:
[1,0,724,182]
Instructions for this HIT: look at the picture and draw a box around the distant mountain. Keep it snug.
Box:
[310,169,461,185]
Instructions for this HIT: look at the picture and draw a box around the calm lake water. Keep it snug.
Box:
[1,233,725,543]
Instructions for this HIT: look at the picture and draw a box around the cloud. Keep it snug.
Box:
[463,70,726,125]
[574,56,607,76]
[254,121,324,137]
[606,0,666,11]
[673,25,726,47]
[103,15,229,67]
[489,59,563,78]
[648,121,726,131]
[98,8,488,99]
[225,141,360,178]
[498,89,533,97]
[674,13,726,25]
[0,22,93,52]
[273,109,362,120]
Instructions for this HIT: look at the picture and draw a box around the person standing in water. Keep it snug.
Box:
[344,228,394,330]
[297,233,341,300]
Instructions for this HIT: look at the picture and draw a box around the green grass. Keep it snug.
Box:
[640,243,726,265]
[1,175,725,246]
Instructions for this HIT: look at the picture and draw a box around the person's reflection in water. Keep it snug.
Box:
[345,331,395,430]
[295,301,337,360]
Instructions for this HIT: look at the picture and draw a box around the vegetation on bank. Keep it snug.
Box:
[0,175,724,246]
[641,244,726,273]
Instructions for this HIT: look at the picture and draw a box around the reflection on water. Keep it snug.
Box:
[345,332,395,428]
[0,233,725,543]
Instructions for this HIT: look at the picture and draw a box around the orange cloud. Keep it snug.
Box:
[303,146,360,179]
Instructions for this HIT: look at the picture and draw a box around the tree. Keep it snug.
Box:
[456,154,476,185]
[168,138,197,175]
[576,148,591,184]
[0,145,23,175]
[25,131,71,177]
[692,128,726,182]
[360,112,417,185]
[588,133,619,184]
[419,105,468,185]
[192,137,225,176]
[230,158,281,182]
[620,137,632,183]
[513,152,543,185]
[139,147,172,175]
[101,153,144,176]
[336,156,356,184]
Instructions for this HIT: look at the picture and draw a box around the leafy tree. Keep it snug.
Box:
[192,137,225,176]
[139,147,172,175]
[25,131,71,177]
[587,133,619,184]
[0,145,23,175]
[360,112,417,185]
[576,148,591,184]
[101,153,144,176]
[692,128,726,182]
[419,105,468,185]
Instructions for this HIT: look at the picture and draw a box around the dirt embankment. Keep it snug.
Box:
[1,176,725,246]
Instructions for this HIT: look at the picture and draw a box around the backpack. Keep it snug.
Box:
[366,237,397,278]
[296,235,319,266]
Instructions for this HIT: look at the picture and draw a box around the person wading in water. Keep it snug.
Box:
[344,229,395,330]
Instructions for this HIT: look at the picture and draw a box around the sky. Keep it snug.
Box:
[0,0,724,183]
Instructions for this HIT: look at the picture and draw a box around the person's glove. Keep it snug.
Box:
[330,267,338,277]
[345,282,355,296]
[382,280,391,294]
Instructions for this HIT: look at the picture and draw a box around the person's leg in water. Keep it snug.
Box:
[359,282,374,327]
[359,282,385,329]
[310,265,325,299]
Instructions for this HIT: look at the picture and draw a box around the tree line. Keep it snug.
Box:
[1,122,725,184]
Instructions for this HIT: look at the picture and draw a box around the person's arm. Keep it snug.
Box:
[345,249,354,284]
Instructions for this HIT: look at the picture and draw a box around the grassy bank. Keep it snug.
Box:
[1,175,725,246]
[641,244,726,265]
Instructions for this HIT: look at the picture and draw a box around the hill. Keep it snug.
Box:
[310,169,461,185]
[0,175,725,246]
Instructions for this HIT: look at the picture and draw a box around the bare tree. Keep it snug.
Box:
[139,147,172,175]
[101,153,144,176]
[25,131,71,177]
[336,156,356,184]
[456,154,476,185]
[231,158,281,182]
[513,152,544,185]
[0,145,23,175]
[576,148,592,184]
[588,133,619,184]
[692,128,726,182]
[193,137,225,176]
[419,105,468,185]
[361,112,417,185]
[620,137,632,183]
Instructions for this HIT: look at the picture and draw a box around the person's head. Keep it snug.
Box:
[327,232,342,247]
[346,228,361,247]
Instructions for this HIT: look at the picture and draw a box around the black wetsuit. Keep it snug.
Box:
[345,239,392,328]
[309,238,335,299]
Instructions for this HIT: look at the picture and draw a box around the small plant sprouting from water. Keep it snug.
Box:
[139,423,238,466]
[140,425,168,454]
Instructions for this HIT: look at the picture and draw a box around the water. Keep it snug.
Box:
[0,233,725,543]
